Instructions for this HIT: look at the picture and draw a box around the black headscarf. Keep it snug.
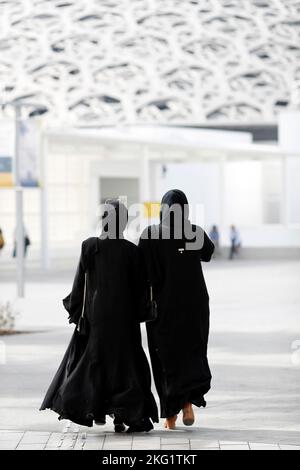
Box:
[160,189,190,238]
[160,189,189,221]
[101,199,128,239]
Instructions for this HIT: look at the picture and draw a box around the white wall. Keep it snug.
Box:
[224,161,263,226]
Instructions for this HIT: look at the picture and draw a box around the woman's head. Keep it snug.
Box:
[101,198,128,238]
[160,189,189,223]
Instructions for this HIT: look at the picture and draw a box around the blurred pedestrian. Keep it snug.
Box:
[12,225,31,258]
[209,225,220,257]
[0,228,5,254]
[229,225,241,260]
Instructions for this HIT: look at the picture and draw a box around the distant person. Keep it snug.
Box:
[0,228,5,254]
[209,225,220,256]
[40,199,158,433]
[12,225,30,258]
[229,225,241,260]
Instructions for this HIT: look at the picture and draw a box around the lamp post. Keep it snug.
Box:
[1,100,48,298]
[14,103,24,297]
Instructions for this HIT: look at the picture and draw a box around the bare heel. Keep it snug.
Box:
[164,415,177,430]
[182,403,194,426]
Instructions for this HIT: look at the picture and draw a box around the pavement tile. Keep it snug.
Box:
[249,443,280,450]
[161,437,189,444]
[102,445,133,450]
[220,440,248,445]
[220,444,250,450]
[103,436,132,448]
[0,434,24,443]
[73,440,84,450]
[83,444,103,450]
[279,445,300,450]
[44,432,63,449]
[132,438,160,445]
[190,440,219,449]
[161,444,190,450]
[0,431,24,438]
[74,433,86,450]
[60,434,78,450]
[132,444,161,450]
[102,437,132,447]
[17,443,47,450]
[0,443,19,450]
[84,436,104,447]
[200,448,220,451]
[19,432,51,445]
[132,438,161,450]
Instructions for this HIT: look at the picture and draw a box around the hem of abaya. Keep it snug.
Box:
[161,395,207,419]
[40,404,158,428]
[40,405,94,427]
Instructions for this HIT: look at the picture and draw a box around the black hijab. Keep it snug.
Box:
[160,189,190,238]
[101,199,128,239]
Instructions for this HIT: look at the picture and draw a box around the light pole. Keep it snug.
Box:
[14,103,24,297]
[1,100,48,298]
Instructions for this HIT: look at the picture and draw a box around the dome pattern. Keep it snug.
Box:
[0,0,299,125]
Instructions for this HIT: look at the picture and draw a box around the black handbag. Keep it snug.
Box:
[144,284,158,323]
[77,273,89,336]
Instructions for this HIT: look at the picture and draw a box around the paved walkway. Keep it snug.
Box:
[1,259,300,450]
[1,427,300,450]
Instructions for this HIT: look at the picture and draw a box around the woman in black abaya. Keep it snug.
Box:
[40,200,158,432]
[139,189,214,429]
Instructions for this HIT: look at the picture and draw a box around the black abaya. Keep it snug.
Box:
[40,236,158,427]
[138,189,214,418]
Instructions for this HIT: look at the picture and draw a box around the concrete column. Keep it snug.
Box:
[40,133,50,269]
[219,154,227,235]
[140,146,151,203]
[14,105,25,298]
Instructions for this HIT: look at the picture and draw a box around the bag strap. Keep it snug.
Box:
[81,273,87,319]
[149,284,153,302]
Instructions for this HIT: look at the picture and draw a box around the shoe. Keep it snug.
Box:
[114,423,126,433]
[164,415,177,430]
[114,418,126,433]
[126,419,153,433]
[182,403,194,426]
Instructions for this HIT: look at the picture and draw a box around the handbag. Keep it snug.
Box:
[144,284,158,323]
[76,272,89,336]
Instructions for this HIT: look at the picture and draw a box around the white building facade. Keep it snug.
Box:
[1,121,300,262]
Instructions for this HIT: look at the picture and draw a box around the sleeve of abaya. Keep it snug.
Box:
[199,231,215,262]
[138,229,156,284]
[62,242,86,325]
[138,229,161,320]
